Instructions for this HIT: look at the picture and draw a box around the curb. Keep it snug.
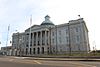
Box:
[24,58,100,62]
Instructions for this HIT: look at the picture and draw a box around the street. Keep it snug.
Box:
[0,56,99,67]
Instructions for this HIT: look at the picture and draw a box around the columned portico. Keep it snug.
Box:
[27,30,50,56]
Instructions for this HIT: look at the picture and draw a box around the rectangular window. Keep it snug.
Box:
[30,48,32,54]
[23,37,24,40]
[76,36,80,42]
[59,31,61,35]
[26,44,28,47]
[66,29,68,34]
[42,40,45,45]
[33,48,35,54]
[59,37,62,44]
[38,41,40,45]
[34,41,36,46]
[30,44,32,46]
[52,39,54,44]
[76,27,79,32]
[66,37,69,43]
[52,32,54,36]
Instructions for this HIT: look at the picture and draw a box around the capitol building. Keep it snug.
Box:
[11,15,90,56]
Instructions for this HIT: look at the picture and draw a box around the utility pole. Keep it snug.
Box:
[6,25,10,55]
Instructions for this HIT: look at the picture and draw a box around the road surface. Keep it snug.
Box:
[0,56,99,67]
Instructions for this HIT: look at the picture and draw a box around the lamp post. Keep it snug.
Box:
[6,25,10,56]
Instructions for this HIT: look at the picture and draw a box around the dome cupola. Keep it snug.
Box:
[41,15,54,25]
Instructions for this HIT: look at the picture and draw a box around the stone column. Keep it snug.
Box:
[40,31,42,46]
[32,32,34,55]
[47,31,50,54]
[45,30,47,54]
[36,32,38,46]
[40,31,42,54]
[47,31,49,45]
[45,30,47,45]
[36,32,38,55]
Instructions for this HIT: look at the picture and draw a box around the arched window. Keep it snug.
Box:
[37,47,40,54]
[42,47,44,54]
[30,48,32,54]
[33,48,35,54]
[26,48,28,55]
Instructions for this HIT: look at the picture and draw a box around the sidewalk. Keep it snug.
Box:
[23,57,100,61]
[3,56,100,61]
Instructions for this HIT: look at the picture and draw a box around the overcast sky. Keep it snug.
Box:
[0,0,99,50]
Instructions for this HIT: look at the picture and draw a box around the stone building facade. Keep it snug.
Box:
[1,46,12,55]
[12,15,90,56]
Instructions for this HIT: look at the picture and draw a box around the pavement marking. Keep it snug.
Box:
[13,60,42,65]
[3,57,42,65]
[14,57,25,59]
[10,60,35,64]
[68,62,96,67]
[33,60,42,64]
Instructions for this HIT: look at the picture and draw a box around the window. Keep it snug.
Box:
[66,37,69,43]
[59,30,61,35]
[26,48,28,54]
[34,41,36,46]
[60,46,62,52]
[42,40,45,45]
[26,36,29,40]
[26,44,28,47]
[38,41,40,45]
[52,39,54,44]
[33,48,35,54]
[52,32,54,36]
[53,47,55,52]
[30,44,32,46]
[30,48,32,54]
[59,37,62,44]
[23,37,24,41]
[76,36,80,42]
[42,47,44,54]
[66,29,68,34]
[47,47,49,54]
[76,27,79,32]
[37,47,40,54]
